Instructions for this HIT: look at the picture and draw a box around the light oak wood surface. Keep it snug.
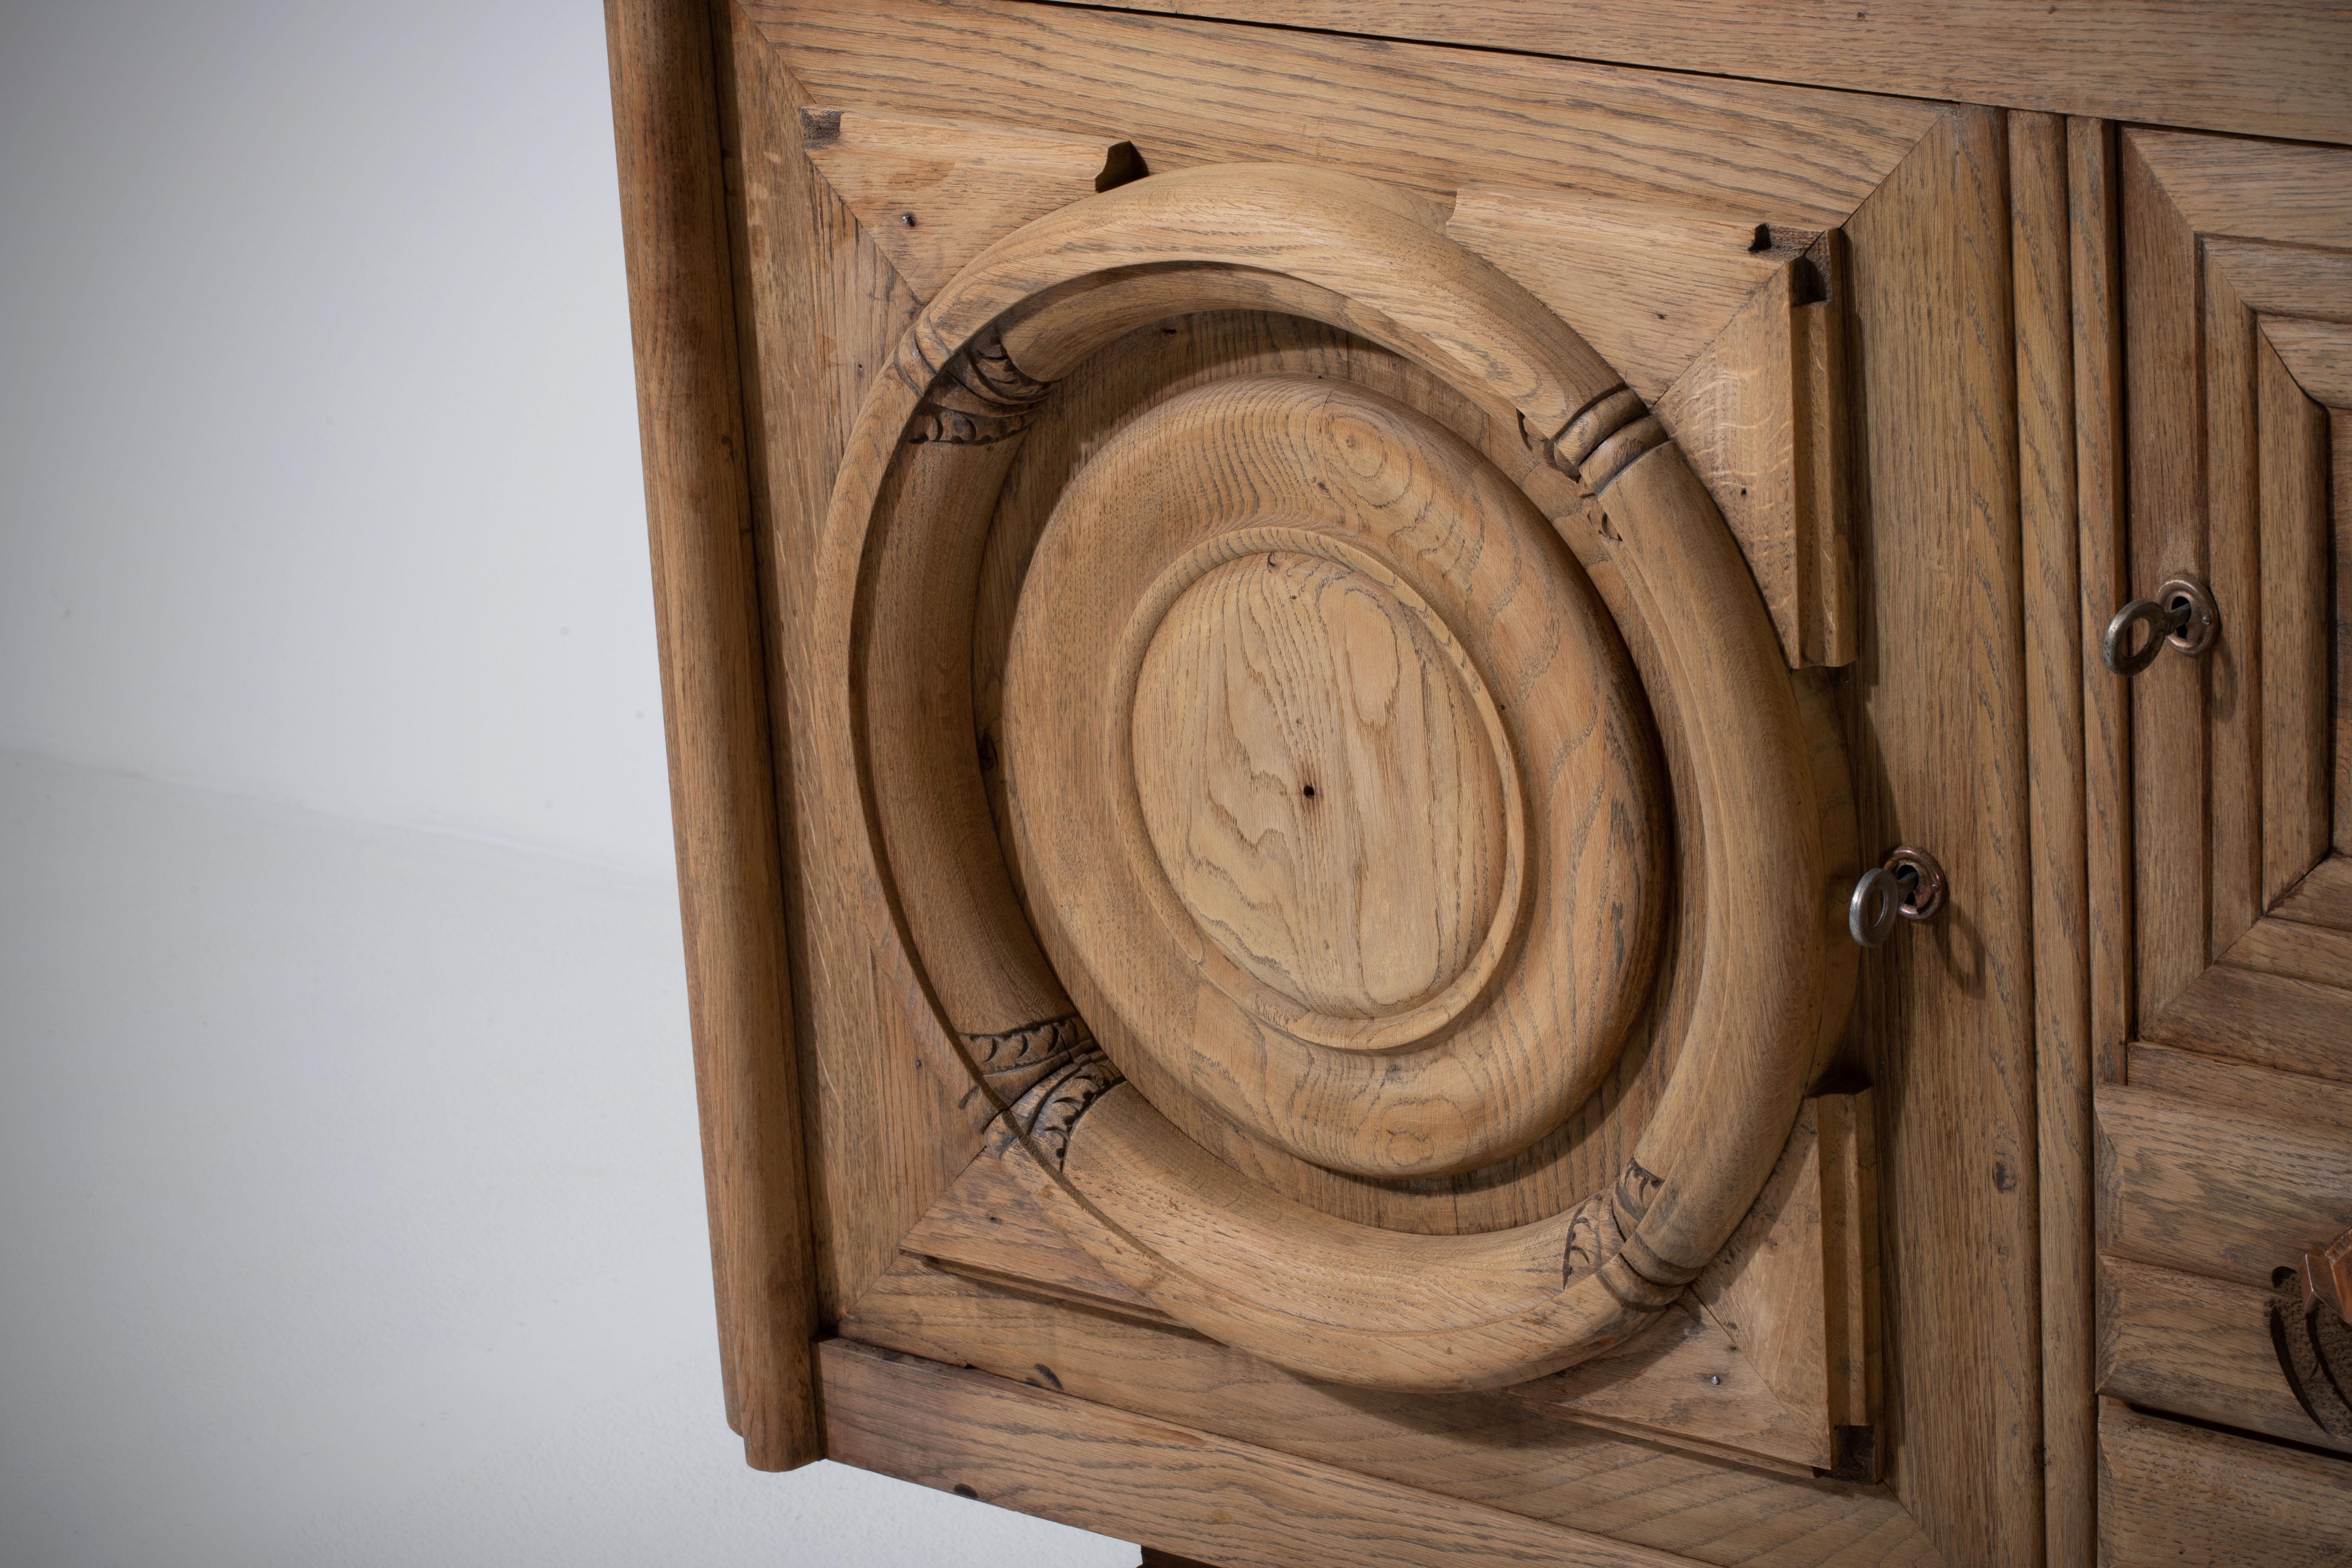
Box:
[1842,105,2041,1568]
[709,9,987,1327]
[747,0,1942,227]
[604,0,819,1471]
[805,160,1848,1394]
[1081,0,2352,146]
[611,4,2352,1559]
[2012,107,2096,1568]
[821,1337,1713,1568]
[842,1259,1947,1566]
[2097,1084,2352,1289]
[799,108,1137,299]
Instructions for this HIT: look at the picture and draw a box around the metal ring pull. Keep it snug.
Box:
[1848,868,1902,948]
[1849,846,1948,948]
[2102,574,2218,675]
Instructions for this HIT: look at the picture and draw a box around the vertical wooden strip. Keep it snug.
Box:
[2203,258,2262,949]
[605,0,821,1470]
[2013,109,2093,1568]
[1798,231,1859,668]
[2338,409,2352,853]
[2072,118,2132,1085]
[2119,128,2209,1021]
[1847,106,2042,1568]
[2259,335,2332,896]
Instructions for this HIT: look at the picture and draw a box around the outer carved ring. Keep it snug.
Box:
[813,164,1841,1389]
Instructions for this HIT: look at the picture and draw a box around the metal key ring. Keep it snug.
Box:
[2102,597,2173,676]
[1849,867,1902,948]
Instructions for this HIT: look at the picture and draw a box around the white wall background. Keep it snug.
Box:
[1,0,671,873]
[0,3,1132,1564]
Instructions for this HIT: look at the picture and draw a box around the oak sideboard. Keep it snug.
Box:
[606,3,2352,1562]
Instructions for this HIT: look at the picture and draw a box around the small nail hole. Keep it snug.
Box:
[1302,784,1317,799]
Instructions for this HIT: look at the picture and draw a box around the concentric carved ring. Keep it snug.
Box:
[812,164,1847,1392]
[1003,375,1659,1175]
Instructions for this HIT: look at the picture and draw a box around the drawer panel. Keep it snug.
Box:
[2100,1400,2352,1565]
[2096,1084,2352,1287]
[2098,1255,2351,1454]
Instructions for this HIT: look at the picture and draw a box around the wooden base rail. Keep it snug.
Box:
[818,1337,1708,1568]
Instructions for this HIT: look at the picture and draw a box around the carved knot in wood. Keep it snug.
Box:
[1538,384,1671,496]
[903,323,1057,446]
[1010,1046,1125,1170]
[1562,1159,1687,1308]
[962,1012,1094,1076]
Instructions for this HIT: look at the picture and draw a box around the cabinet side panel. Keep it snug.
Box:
[605,0,821,1470]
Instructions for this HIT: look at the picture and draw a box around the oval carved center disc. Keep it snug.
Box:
[1131,551,1509,1020]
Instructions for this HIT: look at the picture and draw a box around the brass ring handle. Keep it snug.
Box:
[2102,574,2218,675]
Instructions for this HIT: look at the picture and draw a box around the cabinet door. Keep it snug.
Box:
[2092,125,2352,1559]
[616,3,2047,1563]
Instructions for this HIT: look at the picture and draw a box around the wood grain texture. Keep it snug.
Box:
[2121,126,2208,1026]
[1654,265,1793,668]
[2072,117,2133,1101]
[605,0,818,1471]
[2278,856,2352,932]
[2143,962,2352,1084]
[2125,131,2352,255]
[2260,332,2334,905]
[2126,1042,2352,1133]
[805,159,1850,1392]
[2208,236,2352,325]
[1689,1094,1879,1472]
[900,1090,1876,1476]
[1509,1301,1832,1477]
[798,107,1135,300]
[2011,107,2093,1568]
[2265,315,2352,410]
[2096,1084,2352,1289]
[2339,413,2352,855]
[1445,187,1810,406]
[2098,1398,2352,1566]
[1792,240,1857,671]
[1129,551,1513,1023]
[2201,253,2262,958]
[1075,0,2352,146]
[970,308,1680,1235]
[1003,375,1654,1171]
[819,1337,1711,1568]
[747,0,1942,228]
[1843,106,2041,1568]
[2098,1254,2352,1455]
[841,1259,1948,1567]
[712,7,985,1323]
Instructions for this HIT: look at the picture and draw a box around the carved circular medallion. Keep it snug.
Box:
[1131,547,1513,1026]
[813,163,1854,1392]
[1001,375,1658,1176]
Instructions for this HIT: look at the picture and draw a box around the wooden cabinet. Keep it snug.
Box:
[605,3,2352,1562]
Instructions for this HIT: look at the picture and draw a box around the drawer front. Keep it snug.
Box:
[2101,1399,2352,1566]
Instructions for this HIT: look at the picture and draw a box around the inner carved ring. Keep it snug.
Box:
[1002,374,1661,1177]
[1123,531,1524,1049]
